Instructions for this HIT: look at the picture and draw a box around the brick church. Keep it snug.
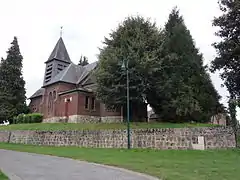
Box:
[29,37,147,123]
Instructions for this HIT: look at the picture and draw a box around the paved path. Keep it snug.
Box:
[0,149,158,180]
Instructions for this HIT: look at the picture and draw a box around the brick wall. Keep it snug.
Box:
[0,127,236,150]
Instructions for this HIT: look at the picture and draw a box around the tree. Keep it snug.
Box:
[211,0,240,98]
[210,0,240,136]
[228,96,238,146]
[95,16,164,109]
[78,55,89,66]
[150,8,223,122]
[0,37,27,122]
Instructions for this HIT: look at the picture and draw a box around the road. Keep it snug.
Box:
[0,149,158,180]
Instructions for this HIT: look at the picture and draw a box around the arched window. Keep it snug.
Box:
[48,92,52,114]
[53,90,57,101]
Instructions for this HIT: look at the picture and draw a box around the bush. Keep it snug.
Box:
[13,113,43,124]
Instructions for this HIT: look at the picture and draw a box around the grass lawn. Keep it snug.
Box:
[0,122,218,131]
[0,170,8,180]
[0,143,239,180]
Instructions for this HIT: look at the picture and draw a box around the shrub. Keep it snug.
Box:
[13,113,43,124]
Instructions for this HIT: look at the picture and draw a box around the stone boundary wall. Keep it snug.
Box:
[0,127,236,150]
[43,115,122,123]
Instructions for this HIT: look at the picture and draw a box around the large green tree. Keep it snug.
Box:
[95,16,164,109]
[211,0,240,99]
[210,0,240,141]
[0,37,28,123]
[150,8,223,122]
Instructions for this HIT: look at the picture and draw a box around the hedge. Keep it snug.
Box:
[13,113,43,124]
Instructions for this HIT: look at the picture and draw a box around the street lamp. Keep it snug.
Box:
[121,59,131,149]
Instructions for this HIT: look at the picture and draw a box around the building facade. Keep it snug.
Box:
[29,37,147,123]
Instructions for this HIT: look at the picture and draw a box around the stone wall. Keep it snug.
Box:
[100,116,123,123]
[43,115,122,123]
[0,127,236,150]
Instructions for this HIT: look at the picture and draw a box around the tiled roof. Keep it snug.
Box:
[42,61,98,87]
[77,61,98,84]
[46,37,71,63]
[29,88,44,99]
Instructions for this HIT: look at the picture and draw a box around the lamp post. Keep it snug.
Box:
[121,59,131,149]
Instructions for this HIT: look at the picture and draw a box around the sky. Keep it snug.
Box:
[0,0,238,118]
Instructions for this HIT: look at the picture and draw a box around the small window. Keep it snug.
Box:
[85,96,89,109]
[53,91,57,100]
[48,92,52,114]
[91,97,95,110]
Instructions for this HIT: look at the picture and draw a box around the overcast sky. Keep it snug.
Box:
[0,0,237,117]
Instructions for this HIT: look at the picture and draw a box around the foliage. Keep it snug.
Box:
[95,15,164,108]
[158,8,223,122]
[210,0,240,142]
[0,143,240,180]
[13,113,43,124]
[210,1,240,93]
[228,96,239,146]
[0,37,28,123]
[78,55,89,66]
[210,0,240,99]
[95,9,222,123]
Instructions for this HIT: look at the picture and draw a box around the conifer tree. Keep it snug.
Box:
[0,37,27,122]
[150,8,223,122]
[78,55,89,66]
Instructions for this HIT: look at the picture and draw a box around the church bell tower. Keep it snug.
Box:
[43,37,71,85]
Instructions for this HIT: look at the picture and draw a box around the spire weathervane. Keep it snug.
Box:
[60,26,63,37]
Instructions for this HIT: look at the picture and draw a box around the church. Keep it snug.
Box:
[29,37,147,123]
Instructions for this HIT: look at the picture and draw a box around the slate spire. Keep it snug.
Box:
[46,37,71,63]
[43,37,71,85]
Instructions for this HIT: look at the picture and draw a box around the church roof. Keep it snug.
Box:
[42,61,98,87]
[30,37,98,98]
[77,61,98,84]
[46,37,71,63]
[29,88,45,99]
[43,63,84,86]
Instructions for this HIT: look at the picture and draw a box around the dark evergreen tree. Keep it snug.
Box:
[0,37,27,123]
[211,0,240,99]
[210,0,240,132]
[95,16,164,109]
[78,55,89,66]
[150,8,223,122]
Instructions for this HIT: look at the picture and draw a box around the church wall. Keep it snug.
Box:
[29,96,43,114]
[58,91,79,117]
[77,92,101,116]
[42,83,76,119]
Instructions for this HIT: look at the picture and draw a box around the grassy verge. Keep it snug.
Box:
[0,170,8,180]
[0,122,218,131]
[0,143,239,180]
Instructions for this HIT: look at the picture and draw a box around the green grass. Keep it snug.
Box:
[0,122,218,131]
[0,170,8,180]
[0,143,239,180]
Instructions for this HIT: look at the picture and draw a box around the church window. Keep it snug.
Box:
[91,97,96,110]
[53,90,57,100]
[85,96,89,109]
[48,92,52,114]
